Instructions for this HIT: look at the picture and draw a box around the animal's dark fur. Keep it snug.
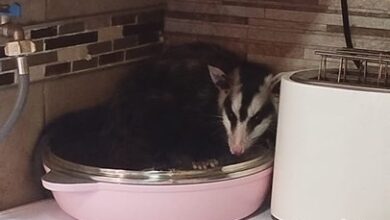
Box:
[36,42,274,170]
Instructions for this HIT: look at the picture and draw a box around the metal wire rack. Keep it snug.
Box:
[315,48,390,88]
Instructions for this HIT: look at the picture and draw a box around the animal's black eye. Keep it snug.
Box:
[223,96,237,125]
[247,102,275,131]
[226,111,234,119]
[250,114,263,125]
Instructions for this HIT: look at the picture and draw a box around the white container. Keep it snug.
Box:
[271,70,390,220]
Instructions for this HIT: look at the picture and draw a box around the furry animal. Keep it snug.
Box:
[36,43,279,170]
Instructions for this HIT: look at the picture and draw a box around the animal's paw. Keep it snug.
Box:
[192,159,219,170]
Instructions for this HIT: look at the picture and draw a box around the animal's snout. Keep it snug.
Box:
[229,142,245,155]
[230,147,244,155]
[228,125,248,155]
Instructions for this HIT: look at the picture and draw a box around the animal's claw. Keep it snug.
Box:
[192,159,219,170]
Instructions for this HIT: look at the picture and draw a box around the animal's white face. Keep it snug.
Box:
[208,65,276,155]
[221,85,274,155]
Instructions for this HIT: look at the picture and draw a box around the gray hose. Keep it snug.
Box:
[0,73,29,142]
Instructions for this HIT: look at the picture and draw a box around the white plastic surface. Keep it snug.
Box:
[0,199,272,220]
[0,200,75,220]
[271,71,390,220]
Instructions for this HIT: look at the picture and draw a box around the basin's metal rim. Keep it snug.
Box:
[43,146,274,185]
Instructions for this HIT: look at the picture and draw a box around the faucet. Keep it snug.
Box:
[0,3,24,40]
[0,3,36,142]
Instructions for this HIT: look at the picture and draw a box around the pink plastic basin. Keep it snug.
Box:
[42,148,273,220]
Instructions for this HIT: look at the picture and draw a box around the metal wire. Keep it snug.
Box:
[315,48,390,88]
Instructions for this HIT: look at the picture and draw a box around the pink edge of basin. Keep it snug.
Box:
[42,167,273,220]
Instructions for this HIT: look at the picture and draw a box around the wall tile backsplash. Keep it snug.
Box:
[0,5,164,87]
[165,0,390,72]
[3,0,388,87]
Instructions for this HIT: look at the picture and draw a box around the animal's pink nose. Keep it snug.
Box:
[230,145,244,155]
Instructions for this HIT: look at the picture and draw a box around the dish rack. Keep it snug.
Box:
[313,48,390,89]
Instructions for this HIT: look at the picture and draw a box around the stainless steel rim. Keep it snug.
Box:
[43,146,274,185]
[291,69,390,93]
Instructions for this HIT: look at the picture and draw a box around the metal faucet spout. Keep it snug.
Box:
[0,22,25,40]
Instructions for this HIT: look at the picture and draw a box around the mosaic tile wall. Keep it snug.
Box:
[0,6,164,86]
[165,0,390,72]
[3,0,389,84]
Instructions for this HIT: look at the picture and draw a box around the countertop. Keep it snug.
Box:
[0,199,273,220]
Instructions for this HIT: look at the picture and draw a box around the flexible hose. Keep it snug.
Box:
[0,73,29,142]
[341,0,361,69]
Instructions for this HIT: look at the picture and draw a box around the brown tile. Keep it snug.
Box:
[0,82,45,210]
[57,46,88,62]
[85,15,111,30]
[266,0,319,5]
[113,36,138,50]
[263,8,338,25]
[45,32,98,50]
[347,10,390,19]
[0,46,6,58]
[59,22,85,35]
[166,11,248,25]
[0,72,14,85]
[126,44,163,60]
[99,51,124,65]
[1,52,58,72]
[45,62,71,76]
[320,0,390,14]
[247,26,345,48]
[87,41,112,55]
[249,18,327,32]
[222,0,327,12]
[165,18,248,39]
[123,22,163,36]
[30,26,58,39]
[327,25,390,38]
[29,65,46,81]
[98,26,123,41]
[34,40,44,52]
[29,51,58,66]
[326,25,346,33]
[138,10,164,24]
[73,57,98,71]
[112,13,136,26]
[0,59,16,72]
[248,42,305,58]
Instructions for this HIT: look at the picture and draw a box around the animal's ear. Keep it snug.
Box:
[263,72,287,92]
[270,72,284,90]
[208,65,230,91]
